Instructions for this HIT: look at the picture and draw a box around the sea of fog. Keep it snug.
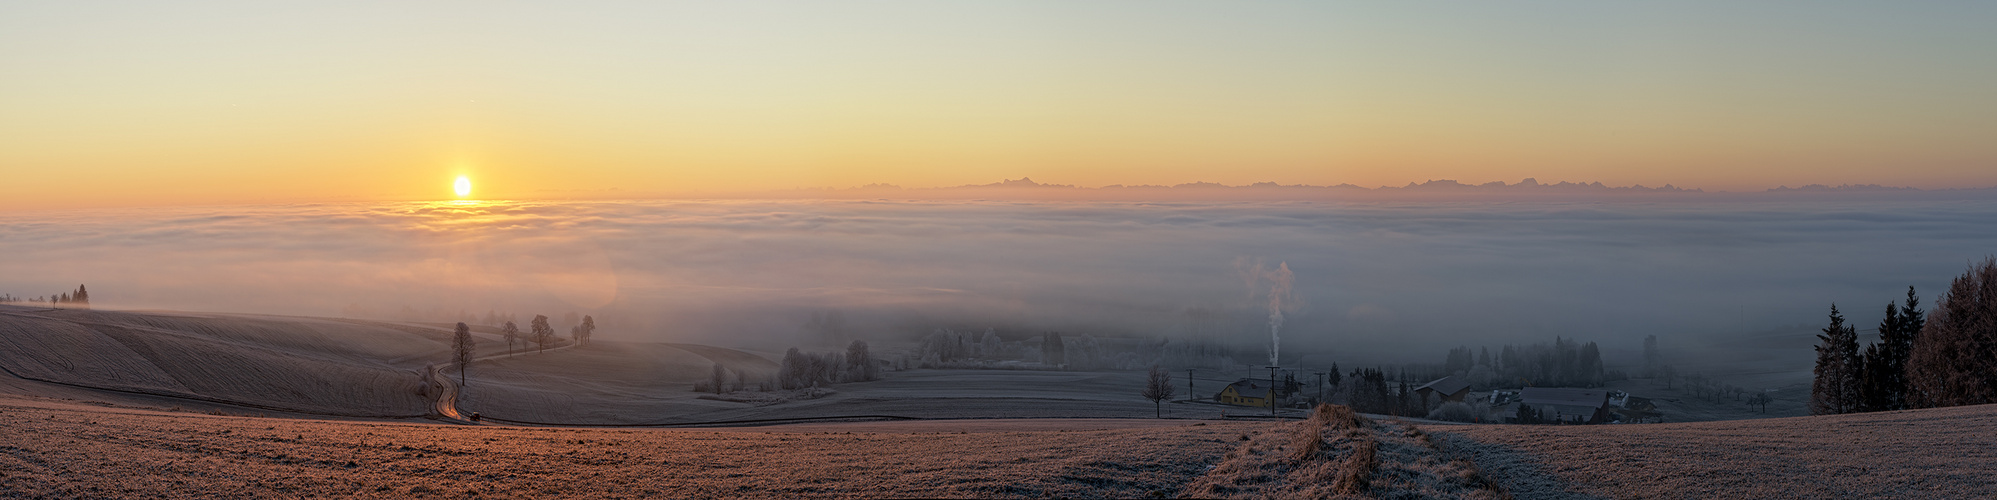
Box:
[3,198,1994,362]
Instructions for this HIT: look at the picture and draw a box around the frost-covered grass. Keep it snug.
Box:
[0,308,439,417]
[0,395,1250,499]
[1439,404,1997,499]
[1181,404,1508,499]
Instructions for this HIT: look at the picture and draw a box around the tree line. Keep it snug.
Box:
[1439,337,1612,390]
[452,313,595,387]
[697,340,882,394]
[0,285,91,308]
[1814,257,1997,414]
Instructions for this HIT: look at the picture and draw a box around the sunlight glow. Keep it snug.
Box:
[453,176,471,198]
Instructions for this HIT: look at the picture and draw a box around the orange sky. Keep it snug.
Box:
[4,2,1995,209]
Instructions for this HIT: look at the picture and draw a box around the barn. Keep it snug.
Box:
[1519,387,1611,424]
[1414,375,1473,404]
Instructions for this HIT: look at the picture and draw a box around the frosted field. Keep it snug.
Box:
[1439,404,1997,498]
[0,395,1250,499]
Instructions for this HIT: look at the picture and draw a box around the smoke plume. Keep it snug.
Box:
[1239,259,1296,366]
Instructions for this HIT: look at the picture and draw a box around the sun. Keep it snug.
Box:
[453,176,472,197]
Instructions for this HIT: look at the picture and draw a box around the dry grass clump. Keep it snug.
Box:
[1312,403,1370,430]
[1289,422,1324,462]
[1182,409,1509,499]
[1334,438,1378,495]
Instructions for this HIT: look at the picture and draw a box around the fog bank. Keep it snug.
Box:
[3,198,1992,362]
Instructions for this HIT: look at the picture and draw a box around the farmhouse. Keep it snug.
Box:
[1520,387,1611,424]
[1215,379,1274,408]
[1414,375,1472,404]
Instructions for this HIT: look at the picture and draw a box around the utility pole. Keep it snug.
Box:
[1267,365,1280,416]
[1315,372,1325,405]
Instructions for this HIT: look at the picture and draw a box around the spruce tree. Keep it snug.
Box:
[1811,304,1861,414]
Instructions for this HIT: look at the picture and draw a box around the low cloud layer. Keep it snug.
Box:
[3,198,1994,363]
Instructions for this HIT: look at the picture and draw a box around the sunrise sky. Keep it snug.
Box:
[4,1,1995,209]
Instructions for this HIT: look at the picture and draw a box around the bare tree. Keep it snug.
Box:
[1142,364,1176,418]
[453,322,475,386]
[845,340,875,382]
[1747,392,1773,413]
[531,315,553,352]
[501,320,519,355]
[576,315,596,346]
[1909,258,1997,409]
[710,364,728,395]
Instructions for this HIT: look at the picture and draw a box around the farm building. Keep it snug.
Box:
[1214,379,1274,408]
[1414,375,1472,404]
[1519,387,1611,424]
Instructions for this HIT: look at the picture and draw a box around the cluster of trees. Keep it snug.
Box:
[1,285,91,308]
[918,328,1009,365]
[1812,287,1925,414]
[1821,259,1997,413]
[570,316,596,346]
[492,313,592,355]
[911,329,1150,371]
[1041,332,1065,366]
[1438,337,1610,390]
[1334,368,1424,416]
[1513,404,1548,424]
[1906,259,1997,408]
[772,340,879,390]
[1158,339,1237,370]
[451,313,594,387]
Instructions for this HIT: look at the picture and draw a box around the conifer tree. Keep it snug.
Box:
[1810,304,1861,414]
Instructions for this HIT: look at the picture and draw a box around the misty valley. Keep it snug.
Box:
[6,197,1997,498]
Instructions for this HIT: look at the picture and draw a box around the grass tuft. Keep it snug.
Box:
[1311,404,1370,430]
[1334,438,1377,495]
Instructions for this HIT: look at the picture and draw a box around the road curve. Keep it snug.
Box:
[427,341,576,423]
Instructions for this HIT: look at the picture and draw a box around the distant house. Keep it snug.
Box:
[1414,376,1472,404]
[1613,396,1664,423]
[1519,387,1611,424]
[1215,379,1273,408]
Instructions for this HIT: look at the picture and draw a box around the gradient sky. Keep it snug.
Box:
[4,1,1996,209]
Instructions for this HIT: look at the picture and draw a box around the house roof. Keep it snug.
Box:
[1520,387,1608,408]
[1415,375,1472,396]
[1222,379,1271,399]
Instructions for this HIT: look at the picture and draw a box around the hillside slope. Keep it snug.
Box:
[0,306,451,417]
[1438,404,1997,498]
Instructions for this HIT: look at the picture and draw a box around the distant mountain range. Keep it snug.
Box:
[767,178,1997,201]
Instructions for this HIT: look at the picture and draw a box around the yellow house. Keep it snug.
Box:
[1215,379,1273,408]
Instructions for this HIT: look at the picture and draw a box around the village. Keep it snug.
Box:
[1197,370,1661,424]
